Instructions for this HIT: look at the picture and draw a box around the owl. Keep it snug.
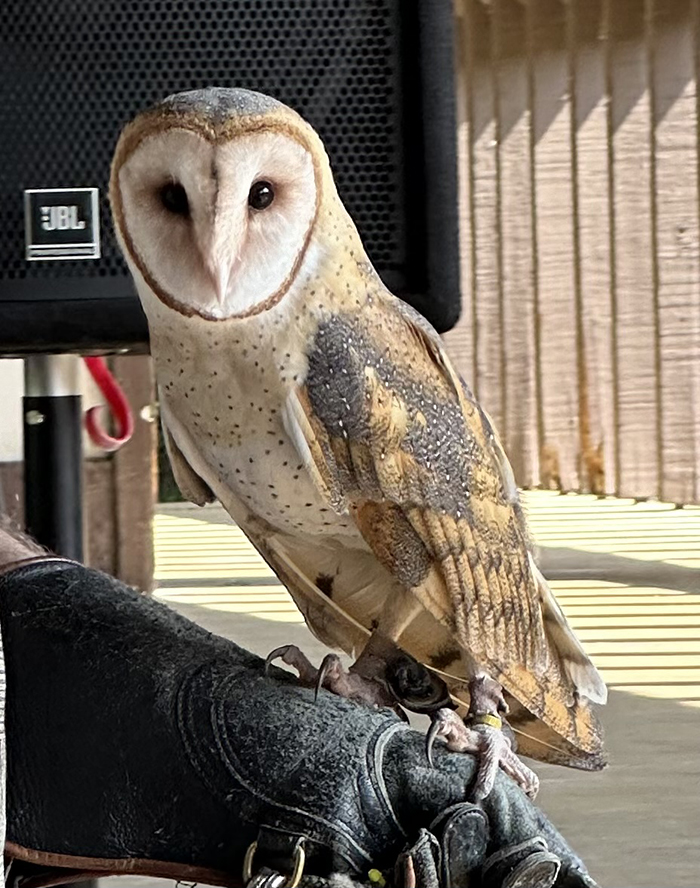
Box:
[110,87,607,800]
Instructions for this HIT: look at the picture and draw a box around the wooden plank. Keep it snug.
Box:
[470,1,504,428]
[443,0,476,393]
[577,627,700,640]
[600,669,700,684]
[651,0,700,504]
[613,684,700,699]
[569,614,700,626]
[113,355,156,591]
[694,0,700,506]
[528,0,580,490]
[607,0,659,497]
[570,0,616,494]
[583,641,700,654]
[84,459,116,575]
[493,0,538,485]
[0,462,23,526]
[594,654,700,667]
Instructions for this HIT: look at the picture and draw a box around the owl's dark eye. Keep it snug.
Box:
[159,182,189,217]
[248,180,275,211]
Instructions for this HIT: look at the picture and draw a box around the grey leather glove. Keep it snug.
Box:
[186,657,598,888]
[0,559,597,888]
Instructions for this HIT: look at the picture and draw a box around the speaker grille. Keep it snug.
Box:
[0,0,406,285]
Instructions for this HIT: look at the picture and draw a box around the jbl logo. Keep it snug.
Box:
[40,205,86,231]
[25,187,100,260]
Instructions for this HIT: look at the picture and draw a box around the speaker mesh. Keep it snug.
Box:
[0,0,405,286]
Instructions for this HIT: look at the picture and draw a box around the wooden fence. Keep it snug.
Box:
[443,0,700,504]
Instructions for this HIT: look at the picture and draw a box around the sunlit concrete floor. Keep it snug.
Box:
[124,491,700,888]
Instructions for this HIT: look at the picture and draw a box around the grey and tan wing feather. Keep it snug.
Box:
[287,294,606,766]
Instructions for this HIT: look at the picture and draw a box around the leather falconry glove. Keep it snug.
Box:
[0,558,599,888]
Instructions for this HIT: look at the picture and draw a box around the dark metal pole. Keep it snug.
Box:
[23,355,83,561]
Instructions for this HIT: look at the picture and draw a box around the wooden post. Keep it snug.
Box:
[651,0,700,504]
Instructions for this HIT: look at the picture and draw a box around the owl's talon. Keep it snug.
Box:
[264,645,291,676]
[313,670,323,703]
[314,653,343,703]
[264,644,319,684]
[425,712,448,769]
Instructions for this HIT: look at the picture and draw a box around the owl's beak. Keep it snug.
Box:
[205,258,231,307]
[202,214,237,307]
[213,266,231,306]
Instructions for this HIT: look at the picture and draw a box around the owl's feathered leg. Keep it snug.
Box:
[426,676,540,801]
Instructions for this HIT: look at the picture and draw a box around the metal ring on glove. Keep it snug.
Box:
[243,840,306,888]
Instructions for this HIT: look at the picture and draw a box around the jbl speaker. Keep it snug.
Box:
[0,0,459,355]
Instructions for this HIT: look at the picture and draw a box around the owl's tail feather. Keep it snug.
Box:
[505,695,608,770]
[529,554,608,706]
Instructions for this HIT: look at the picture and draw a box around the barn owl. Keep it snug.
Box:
[110,87,607,800]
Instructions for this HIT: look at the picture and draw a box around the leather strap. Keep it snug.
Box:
[394,830,441,888]
[5,842,241,888]
[392,804,489,888]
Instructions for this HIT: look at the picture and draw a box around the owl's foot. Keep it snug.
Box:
[264,644,396,708]
[426,674,540,802]
[426,708,539,800]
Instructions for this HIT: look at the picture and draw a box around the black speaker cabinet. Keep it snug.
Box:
[0,0,459,355]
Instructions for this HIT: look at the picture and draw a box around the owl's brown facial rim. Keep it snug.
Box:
[110,112,322,322]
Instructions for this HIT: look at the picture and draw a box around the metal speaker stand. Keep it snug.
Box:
[23,355,83,561]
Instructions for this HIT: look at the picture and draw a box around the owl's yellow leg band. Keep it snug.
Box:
[469,713,503,730]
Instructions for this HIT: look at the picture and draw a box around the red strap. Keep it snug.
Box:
[82,357,135,452]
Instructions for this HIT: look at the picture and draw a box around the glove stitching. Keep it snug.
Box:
[212,669,378,867]
[177,663,373,871]
[367,721,410,841]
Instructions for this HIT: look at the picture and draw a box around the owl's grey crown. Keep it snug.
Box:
[159,87,283,123]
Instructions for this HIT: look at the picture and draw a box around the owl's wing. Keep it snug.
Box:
[161,416,215,506]
[284,299,606,767]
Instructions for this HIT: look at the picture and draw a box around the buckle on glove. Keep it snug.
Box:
[482,837,561,888]
[244,869,288,888]
[243,840,306,888]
